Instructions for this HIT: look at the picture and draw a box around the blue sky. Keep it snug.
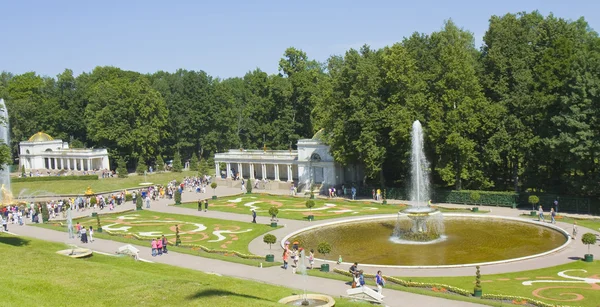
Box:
[1,0,598,79]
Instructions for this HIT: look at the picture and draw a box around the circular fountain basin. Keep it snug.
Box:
[278,294,335,306]
[56,248,93,258]
[285,214,570,268]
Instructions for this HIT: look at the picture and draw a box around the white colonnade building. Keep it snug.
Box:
[19,132,110,172]
[214,130,363,191]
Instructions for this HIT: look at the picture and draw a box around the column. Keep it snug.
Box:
[215,162,220,178]
[237,163,243,178]
[261,164,266,180]
[274,164,280,181]
[53,158,57,170]
[88,159,92,171]
[249,164,255,179]
[287,164,292,182]
[80,159,84,171]
[226,163,231,178]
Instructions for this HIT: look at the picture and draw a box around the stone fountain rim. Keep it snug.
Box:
[277,293,335,306]
[282,213,571,269]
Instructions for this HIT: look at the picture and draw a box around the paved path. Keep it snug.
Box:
[16,184,599,306]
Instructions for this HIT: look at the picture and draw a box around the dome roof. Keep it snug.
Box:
[311,128,325,141]
[28,132,54,142]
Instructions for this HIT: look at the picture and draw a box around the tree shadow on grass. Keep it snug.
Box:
[0,235,30,247]
[186,289,265,301]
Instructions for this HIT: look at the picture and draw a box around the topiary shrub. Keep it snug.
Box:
[175,224,181,246]
[263,234,276,249]
[174,189,182,205]
[136,159,147,175]
[582,233,597,254]
[90,197,97,207]
[246,178,252,194]
[125,193,132,202]
[136,196,143,210]
[305,200,315,211]
[116,157,128,178]
[172,152,183,172]
[190,153,199,172]
[268,206,279,220]
[317,241,331,261]
[470,191,481,205]
[474,265,482,296]
[528,195,539,210]
[41,203,50,223]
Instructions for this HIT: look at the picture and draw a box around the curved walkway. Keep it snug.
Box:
[12,186,599,306]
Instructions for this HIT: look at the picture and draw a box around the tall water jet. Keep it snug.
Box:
[393,120,444,243]
[0,98,11,205]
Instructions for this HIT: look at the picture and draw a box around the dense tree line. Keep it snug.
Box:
[1,11,599,196]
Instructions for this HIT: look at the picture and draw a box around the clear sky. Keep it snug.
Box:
[1,0,599,79]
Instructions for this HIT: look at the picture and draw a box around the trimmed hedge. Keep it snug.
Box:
[434,190,518,207]
[13,175,98,183]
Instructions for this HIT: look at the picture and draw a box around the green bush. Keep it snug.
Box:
[268,206,279,219]
[189,153,199,172]
[582,233,597,254]
[474,266,481,291]
[470,191,481,205]
[174,190,182,205]
[528,195,540,206]
[434,190,517,207]
[12,175,98,183]
[263,234,276,249]
[136,196,143,210]
[90,197,97,206]
[136,159,147,175]
[125,193,133,201]
[155,155,165,172]
[116,157,128,178]
[210,182,217,190]
[305,200,315,211]
[317,242,331,260]
[246,178,252,194]
[41,204,49,223]
[172,152,183,172]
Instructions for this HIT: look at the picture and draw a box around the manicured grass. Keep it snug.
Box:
[520,213,600,232]
[180,194,408,220]
[406,260,600,307]
[0,234,364,307]
[12,170,198,195]
[35,210,272,255]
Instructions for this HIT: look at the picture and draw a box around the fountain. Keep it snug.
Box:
[278,248,335,306]
[0,98,13,206]
[393,120,444,243]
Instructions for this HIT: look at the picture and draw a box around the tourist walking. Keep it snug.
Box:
[161,235,168,254]
[156,237,163,256]
[308,249,315,269]
[198,200,202,211]
[572,222,578,239]
[89,226,94,242]
[252,209,257,223]
[550,208,556,224]
[1,218,7,232]
[80,226,88,243]
[204,199,208,212]
[538,205,545,222]
[375,270,386,294]
[151,239,157,257]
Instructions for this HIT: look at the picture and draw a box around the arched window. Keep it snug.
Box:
[45,148,53,152]
[310,153,321,162]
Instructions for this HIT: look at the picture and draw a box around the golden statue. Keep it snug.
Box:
[1,184,13,205]
[84,186,94,196]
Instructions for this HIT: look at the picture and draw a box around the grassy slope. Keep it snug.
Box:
[0,235,364,307]
[12,171,198,195]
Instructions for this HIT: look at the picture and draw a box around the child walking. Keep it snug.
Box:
[156,237,163,256]
[151,239,157,257]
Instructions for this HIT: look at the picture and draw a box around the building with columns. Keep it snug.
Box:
[214,130,364,191]
[19,132,110,172]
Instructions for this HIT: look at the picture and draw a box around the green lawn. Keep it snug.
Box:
[180,194,409,220]
[406,260,600,307]
[0,234,364,307]
[520,213,600,233]
[36,210,272,255]
[12,171,198,195]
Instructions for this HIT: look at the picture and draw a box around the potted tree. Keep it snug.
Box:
[317,241,332,272]
[268,206,279,227]
[41,203,50,223]
[470,191,481,212]
[175,224,181,246]
[529,195,539,216]
[96,214,102,233]
[582,233,597,262]
[306,200,315,221]
[210,182,218,200]
[263,234,276,262]
[246,178,253,194]
[382,189,387,205]
[474,266,482,297]
[136,196,143,211]
[174,189,182,205]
